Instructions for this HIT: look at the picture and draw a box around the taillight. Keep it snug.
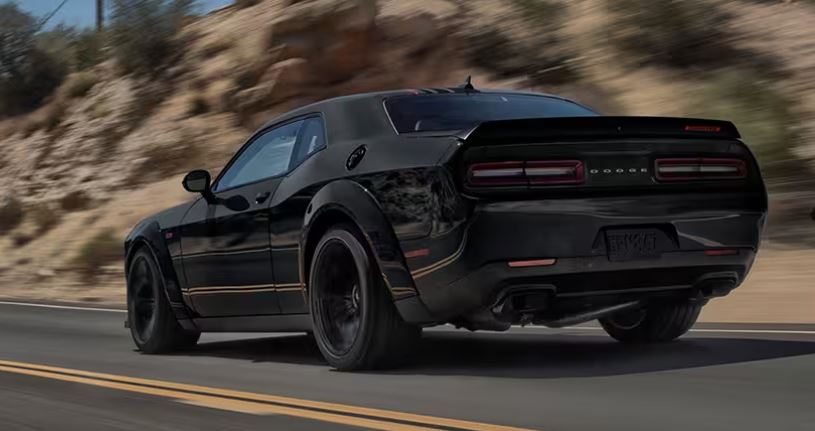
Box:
[467,161,526,186]
[526,160,584,185]
[655,158,746,181]
[468,160,584,186]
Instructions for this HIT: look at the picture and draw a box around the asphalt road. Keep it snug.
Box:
[1,301,814,431]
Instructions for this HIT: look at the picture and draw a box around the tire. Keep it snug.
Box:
[599,302,702,343]
[309,224,421,370]
[127,248,200,353]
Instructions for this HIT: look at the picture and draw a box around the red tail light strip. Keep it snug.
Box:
[704,249,739,256]
[468,161,526,186]
[468,160,584,186]
[655,158,746,181]
[508,258,557,268]
[526,160,585,185]
[684,125,722,133]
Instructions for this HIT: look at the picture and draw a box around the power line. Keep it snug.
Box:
[37,0,69,31]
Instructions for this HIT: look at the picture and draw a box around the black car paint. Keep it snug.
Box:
[125,89,767,332]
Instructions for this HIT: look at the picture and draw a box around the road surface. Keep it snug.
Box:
[0,301,814,431]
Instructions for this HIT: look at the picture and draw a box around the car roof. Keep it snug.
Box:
[257,88,585,142]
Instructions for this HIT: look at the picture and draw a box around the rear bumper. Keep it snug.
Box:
[419,249,755,321]
[398,192,766,324]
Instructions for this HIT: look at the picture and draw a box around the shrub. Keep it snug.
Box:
[72,30,105,71]
[125,80,171,130]
[610,0,734,68]
[512,0,562,23]
[0,196,24,235]
[235,0,262,9]
[0,3,67,116]
[61,71,98,99]
[692,69,802,178]
[30,203,61,233]
[200,38,232,59]
[60,190,92,211]
[73,229,121,279]
[466,1,578,85]
[12,233,32,247]
[131,135,198,184]
[37,26,106,72]
[109,0,196,75]
[466,28,578,86]
[187,95,209,116]
[42,102,65,131]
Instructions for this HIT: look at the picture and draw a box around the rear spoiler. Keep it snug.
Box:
[459,116,741,143]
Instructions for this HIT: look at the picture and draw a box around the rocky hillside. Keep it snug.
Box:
[0,0,813,309]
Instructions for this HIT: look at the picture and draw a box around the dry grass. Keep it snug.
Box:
[29,203,61,234]
[60,71,98,99]
[72,229,121,280]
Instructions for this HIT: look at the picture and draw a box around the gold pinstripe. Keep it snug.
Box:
[409,232,468,279]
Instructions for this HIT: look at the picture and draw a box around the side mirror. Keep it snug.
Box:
[182,170,215,204]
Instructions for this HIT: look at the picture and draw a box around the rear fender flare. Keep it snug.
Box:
[300,180,419,303]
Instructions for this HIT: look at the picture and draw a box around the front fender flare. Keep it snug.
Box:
[124,221,195,326]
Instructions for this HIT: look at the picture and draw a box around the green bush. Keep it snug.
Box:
[73,229,121,279]
[692,69,802,177]
[610,0,734,68]
[0,196,24,235]
[0,3,67,116]
[37,25,106,72]
[109,0,196,75]
[72,30,105,71]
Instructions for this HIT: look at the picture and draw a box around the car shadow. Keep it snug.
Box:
[183,330,815,379]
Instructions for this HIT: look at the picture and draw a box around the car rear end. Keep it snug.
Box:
[386,93,767,329]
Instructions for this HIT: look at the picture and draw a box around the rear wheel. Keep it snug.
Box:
[309,224,420,370]
[599,302,702,343]
[127,249,200,353]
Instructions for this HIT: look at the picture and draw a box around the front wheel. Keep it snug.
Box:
[127,249,200,353]
[599,302,702,343]
[309,224,420,370]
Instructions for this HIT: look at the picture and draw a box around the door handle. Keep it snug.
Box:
[254,192,270,204]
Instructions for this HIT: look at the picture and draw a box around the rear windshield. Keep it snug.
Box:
[384,93,597,133]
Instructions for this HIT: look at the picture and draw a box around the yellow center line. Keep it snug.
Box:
[0,359,537,431]
[0,364,432,430]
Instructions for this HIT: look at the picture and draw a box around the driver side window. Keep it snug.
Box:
[214,120,303,192]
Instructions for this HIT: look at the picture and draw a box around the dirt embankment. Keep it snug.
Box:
[0,0,813,322]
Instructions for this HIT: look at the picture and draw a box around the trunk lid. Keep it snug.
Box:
[447,116,762,197]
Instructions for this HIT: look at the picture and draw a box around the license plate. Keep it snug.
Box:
[605,229,662,261]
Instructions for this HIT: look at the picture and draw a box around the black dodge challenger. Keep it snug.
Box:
[125,84,767,370]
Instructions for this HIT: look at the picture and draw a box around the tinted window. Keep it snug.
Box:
[385,94,597,133]
[215,120,302,191]
[291,117,326,167]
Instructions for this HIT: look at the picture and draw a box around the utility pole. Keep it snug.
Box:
[96,0,104,31]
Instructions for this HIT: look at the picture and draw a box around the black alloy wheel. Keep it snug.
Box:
[126,249,200,353]
[309,224,420,370]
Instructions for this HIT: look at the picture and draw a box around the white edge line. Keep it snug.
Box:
[0,301,126,313]
[1,302,813,335]
[511,325,815,336]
